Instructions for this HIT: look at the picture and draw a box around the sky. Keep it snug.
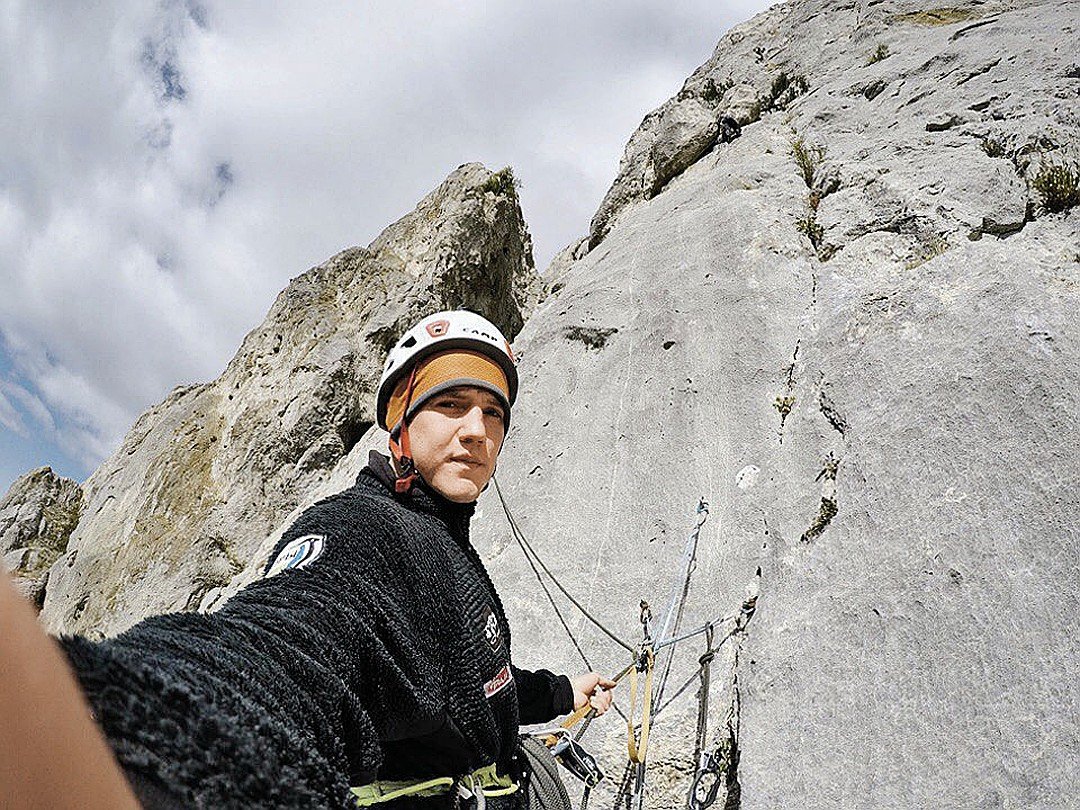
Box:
[0,0,772,495]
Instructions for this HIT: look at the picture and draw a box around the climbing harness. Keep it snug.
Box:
[350,762,517,807]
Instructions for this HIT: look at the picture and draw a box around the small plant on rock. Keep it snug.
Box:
[773,394,796,421]
[867,43,891,64]
[904,234,951,270]
[895,8,978,26]
[796,213,825,250]
[792,135,840,217]
[792,136,827,189]
[1030,157,1080,215]
[765,72,809,112]
[678,76,733,105]
[981,137,1007,158]
[801,497,838,543]
[479,166,519,196]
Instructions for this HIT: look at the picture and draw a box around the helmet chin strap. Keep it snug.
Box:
[388,364,420,494]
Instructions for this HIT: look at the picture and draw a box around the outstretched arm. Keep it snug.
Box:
[512,667,616,726]
[0,571,139,810]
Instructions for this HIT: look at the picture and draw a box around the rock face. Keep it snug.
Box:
[0,467,83,607]
[468,0,1078,808]
[4,0,1077,806]
[35,163,540,637]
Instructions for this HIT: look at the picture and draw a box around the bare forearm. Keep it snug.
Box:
[0,571,138,809]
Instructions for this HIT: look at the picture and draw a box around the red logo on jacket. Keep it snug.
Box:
[483,664,513,698]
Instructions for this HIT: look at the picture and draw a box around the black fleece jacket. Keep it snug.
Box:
[60,451,573,808]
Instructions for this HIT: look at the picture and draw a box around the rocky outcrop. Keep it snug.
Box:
[36,163,540,637]
[475,1,1078,808]
[0,467,83,607]
[4,0,1076,805]
[586,0,1078,254]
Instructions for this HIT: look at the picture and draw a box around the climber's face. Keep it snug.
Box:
[407,386,506,503]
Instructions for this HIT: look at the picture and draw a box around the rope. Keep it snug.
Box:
[495,476,632,726]
[692,626,715,766]
[654,573,760,722]
[510,501,595,671]
[686,626,723,810]
[654,627,736,720]
[494,477,636,653]
[495,477,763,810]
[613,762,634,810]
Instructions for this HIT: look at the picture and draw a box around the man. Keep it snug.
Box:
[0,310,612,808]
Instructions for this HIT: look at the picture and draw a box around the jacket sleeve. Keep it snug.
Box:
[234,491,457,766]
[61,490,456,808]
[512,666,574,725]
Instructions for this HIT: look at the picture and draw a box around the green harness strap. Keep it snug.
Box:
[351,763,518,806]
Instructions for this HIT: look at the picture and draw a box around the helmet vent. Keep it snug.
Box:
[401,336,417,348]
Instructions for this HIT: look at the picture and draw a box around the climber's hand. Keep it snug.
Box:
[570,672,617,716]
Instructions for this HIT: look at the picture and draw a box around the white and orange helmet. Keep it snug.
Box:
[376,310,518,431]
[376,310,518,491]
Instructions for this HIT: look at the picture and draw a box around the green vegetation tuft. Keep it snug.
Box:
[796,213,823,248]
[1030,157,1080,215]
[792,137,827,189]
[678,76,733,105]
[904,235,951,270]
[867,43,891,64]
[479,167,519,197]
[817,453,841,482]
[773,394,796,418]
[789,133,839,259]
[801,497,838,543]
[981,137,1007,159]
[564,325,618,351]
[895,8,979,25]
[764,72,809,112]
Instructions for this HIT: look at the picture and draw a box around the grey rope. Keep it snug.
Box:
[493,476,631,725]
[493,477,636,653]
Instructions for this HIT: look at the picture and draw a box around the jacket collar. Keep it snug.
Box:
[357,450,476,536]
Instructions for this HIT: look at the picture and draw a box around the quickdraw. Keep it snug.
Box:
[626,645,654,764]
[685,576,760,810]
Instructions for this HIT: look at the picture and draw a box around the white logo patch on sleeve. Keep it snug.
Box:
[266,534,326,578]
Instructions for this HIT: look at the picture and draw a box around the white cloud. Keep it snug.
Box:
[0,387,27,438]
[4,380,55,435]
[0,0,772,479]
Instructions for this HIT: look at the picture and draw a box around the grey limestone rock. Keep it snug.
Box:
[720,83,762,126]
[0,467,83,607]
[36,162,540,637]
[472,0,1079,807]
